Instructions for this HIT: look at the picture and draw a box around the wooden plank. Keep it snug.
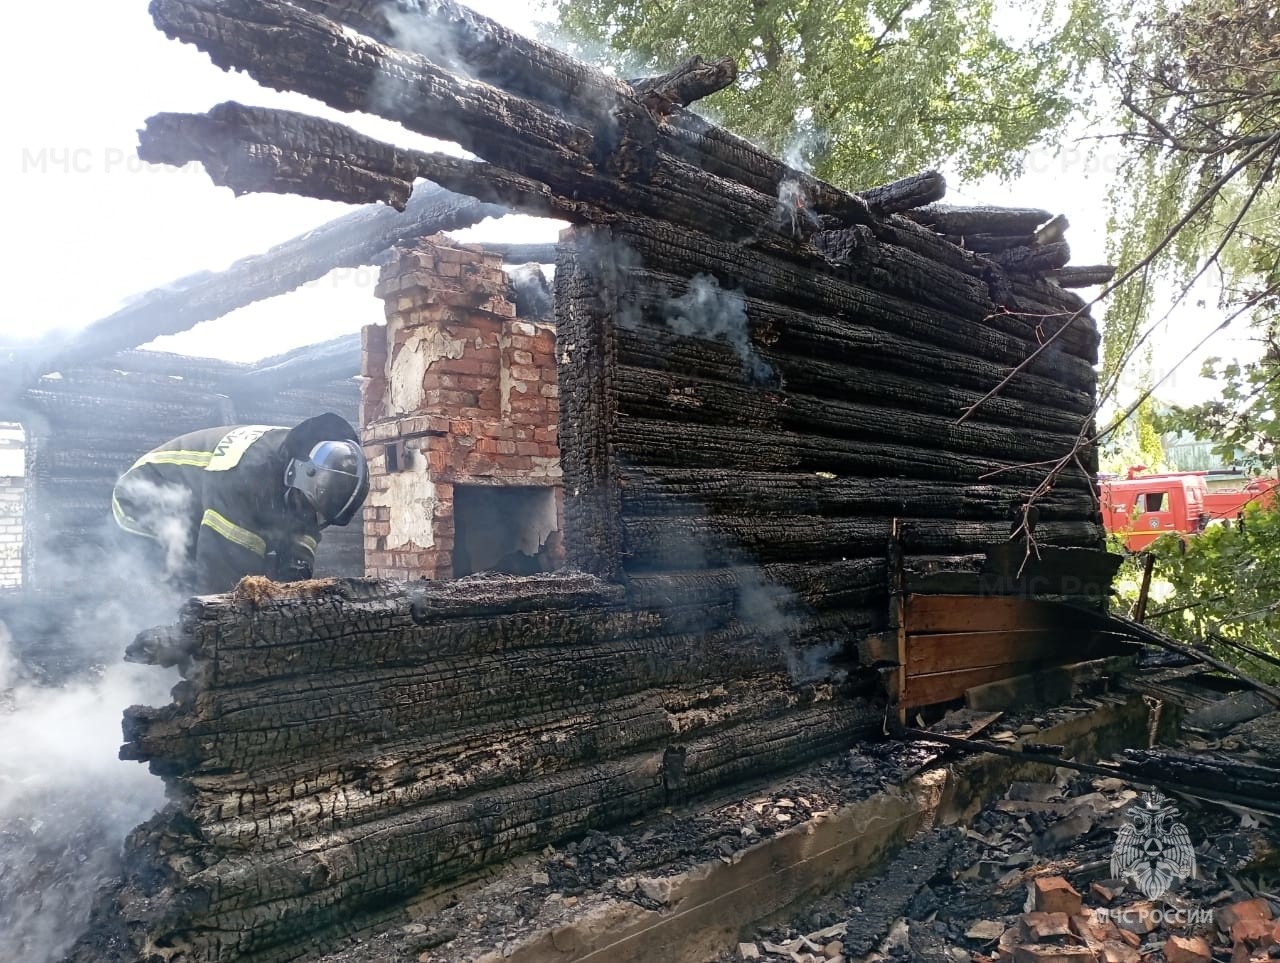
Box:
[965,657,1132,711]
[981,544,1123,596]
[926,708,1004,740]
[901,659,1048,709]
[904,628,1076,675]
[858,630,899,664]
[890,521,907,721]
[906,594,1085,634]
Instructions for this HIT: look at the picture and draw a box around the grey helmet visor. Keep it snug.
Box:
[285,440,370,527]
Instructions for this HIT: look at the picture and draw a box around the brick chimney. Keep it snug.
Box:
[360,236,563,580]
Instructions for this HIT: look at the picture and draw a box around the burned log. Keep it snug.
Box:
[990,240,1072,275]
[858,170,947,214]
[1116,748,1280,810]
[906,203,1054,236]
[1034,213,1070,245]
[659,107,874,226]
[629,55,739,114]
[945,232,1036,254]
[221,334,361,392]
[140,103,609,220]
[0,183,504,387]
[1050,265,1117,288]
[140,104,428,209]
[481,241,559,263]
[288,0,639,129]
[617,469,1097,522]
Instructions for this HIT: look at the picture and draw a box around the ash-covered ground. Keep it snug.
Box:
[313,701,1279,963]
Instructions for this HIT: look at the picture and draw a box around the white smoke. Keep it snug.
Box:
[112,474,195,576]
[663,274,778,386]
[0,514,183,962]
[775,123,824,238]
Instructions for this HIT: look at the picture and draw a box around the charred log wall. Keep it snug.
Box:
[557,216,1103,650]
[78,1,1115,958]
[90,211,1107,963]
[102,575,878,962]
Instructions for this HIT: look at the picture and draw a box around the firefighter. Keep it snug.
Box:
[111,413,369,595]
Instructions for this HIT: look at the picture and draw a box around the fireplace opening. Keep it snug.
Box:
[452,484,560,577]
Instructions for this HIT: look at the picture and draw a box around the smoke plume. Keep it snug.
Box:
[507,263,554,320]
[112,474,195,575]
[0,513,183,962]
[663,274,778,387]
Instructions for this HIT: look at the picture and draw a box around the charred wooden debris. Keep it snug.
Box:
[49,0,1178,960]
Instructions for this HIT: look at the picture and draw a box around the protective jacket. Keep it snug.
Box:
[113,424,323,595]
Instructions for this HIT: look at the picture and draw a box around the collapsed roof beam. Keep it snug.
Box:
[482,242,560,264]
[223,333,361,392]
[1,183,505,388]
[150,0,879,233]
[140,103,610,221]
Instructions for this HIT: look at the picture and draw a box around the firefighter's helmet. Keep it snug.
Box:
[285,439,369,527]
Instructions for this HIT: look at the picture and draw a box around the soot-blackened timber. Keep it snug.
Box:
[66,1,1120,960]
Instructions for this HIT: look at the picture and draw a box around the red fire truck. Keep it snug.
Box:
[1100,467,1279,551]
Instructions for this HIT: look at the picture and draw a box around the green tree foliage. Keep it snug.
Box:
[1103,0,1280,419]
[551,0,1113,188]
[1159,346,1280,471]
[1126,505,1280,682]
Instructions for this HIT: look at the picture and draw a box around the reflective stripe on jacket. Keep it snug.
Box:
[112,425,321,594]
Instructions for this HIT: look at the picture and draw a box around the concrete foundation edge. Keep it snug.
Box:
[475,695,1157,963]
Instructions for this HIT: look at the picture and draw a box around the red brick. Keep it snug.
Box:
[1031,878,1081,917]
[1162,936,1211,963]
[1217,899,1273,930]
[506,334,536,351]
[1230,918,1273,945]
[508,395,546,414]
[496,440,517,455]
[450,419,473,437]
[515,442,541,456]
[445,356,488,377]
[533,427,558,443]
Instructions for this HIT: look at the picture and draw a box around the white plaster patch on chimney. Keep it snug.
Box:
[498,330,513,416]
[366,453,436,550]
[385,320,466,416]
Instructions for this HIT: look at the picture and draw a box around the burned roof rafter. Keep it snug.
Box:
[145,0,883,239]
[0,183,505,403]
